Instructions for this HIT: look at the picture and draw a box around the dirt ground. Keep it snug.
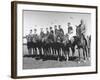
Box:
[23,45,91,69]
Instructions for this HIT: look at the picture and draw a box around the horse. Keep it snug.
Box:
[70,26,88,63]
[62,34,70,61]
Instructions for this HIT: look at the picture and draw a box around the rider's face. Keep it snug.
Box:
[68,23,70,26]
[58,25,61,29]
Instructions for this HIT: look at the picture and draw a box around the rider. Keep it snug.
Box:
[40,28,45,40]
[68,22,73,34]
[48,27,54,43]
[76,19,86,39]
[67,22,75,43]
[45,27,49,37]
[48,27,55,55]
[26,29,33,55]
[39,28,45,56]
[58,25,64,36]
[32,28,38,56]
[57,25,64,42]
[67,22,76,57]
[54,25,58,35]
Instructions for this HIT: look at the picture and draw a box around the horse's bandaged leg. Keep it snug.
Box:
[37,48,39,55]
[41,48,44,55]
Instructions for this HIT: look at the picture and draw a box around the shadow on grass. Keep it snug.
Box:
[23,54,79,62]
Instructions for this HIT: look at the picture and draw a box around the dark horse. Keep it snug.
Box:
[70,27,88,62]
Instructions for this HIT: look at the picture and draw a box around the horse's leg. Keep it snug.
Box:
[28,48,32,56]
[88,47,91,59]
[37,47,39,56]
[45,43,48,56]
[84,38,88,60]
[38,47,41,56]
[52,47,54,56]
[39,47,43,58]
[33,47,35,56]
[50,47,53,56]
[57,49,60,61]
[83,48,85,60]
[66,50,69,62]
[43,46,46,56]
[71,45,75,57]
[88,48,90,57]
[85,46,88,60]
[35,47,37,56]
[60,48,63,57]
[78,48,81,63]
[49,46,51,56]
[62,47,65,59]
[68,48,70,61]
[82,47,87,63]
[54,48,56,56]
[32,43,35,56]
[46,47,49,56]
[64,50,67,61]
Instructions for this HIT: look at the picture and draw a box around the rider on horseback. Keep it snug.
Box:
[26,29,33,55]
[76,19,88,62]
[32,28,38,56]
[76,19,86,40]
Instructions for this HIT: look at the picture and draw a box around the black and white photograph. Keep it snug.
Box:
[11,1,97,78]
[23,10,91,69]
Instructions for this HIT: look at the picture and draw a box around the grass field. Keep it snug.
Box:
[23,45,91,69]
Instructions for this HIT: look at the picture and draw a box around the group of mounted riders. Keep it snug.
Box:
[24,19,91,63]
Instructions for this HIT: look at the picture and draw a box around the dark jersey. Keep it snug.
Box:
[26,34,33,42]
[45,31,49,37]
[55,29,58,35]
[48,31,54,42]
[59,28,64,35]
[32,34,38,42]
[57,28,64,41]
[50,30,54,34]
[40,31,45,38]
[76,24,85,37]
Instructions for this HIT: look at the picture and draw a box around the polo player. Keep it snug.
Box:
[26,29,33,55]
[76,19,86,39]
[48,27,55,55]
[62,33,70,61]
[67,22,75,43]
[32,29,38,56]
[39,28,45,56]
[76,19,88,62]
[67,22,76,57]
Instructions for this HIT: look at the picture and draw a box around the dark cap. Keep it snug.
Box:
[30,29,32,31]
[50,27,52,29]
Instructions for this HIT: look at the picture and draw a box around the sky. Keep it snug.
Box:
[23,10,91,36]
